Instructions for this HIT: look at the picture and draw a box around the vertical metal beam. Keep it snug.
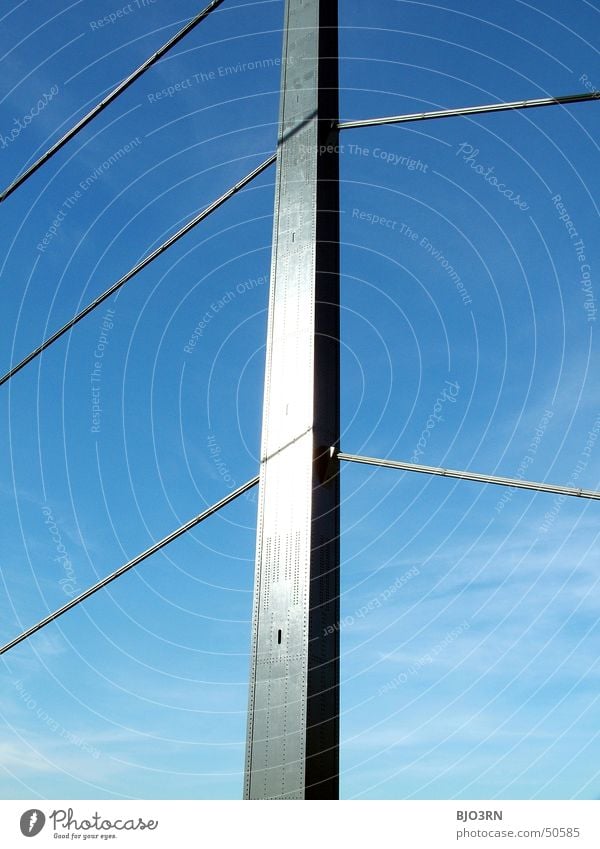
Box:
[244,0,340,800]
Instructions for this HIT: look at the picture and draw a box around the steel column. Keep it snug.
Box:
[244,0,340,800]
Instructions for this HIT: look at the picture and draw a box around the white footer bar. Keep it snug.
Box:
[1,800,598,848]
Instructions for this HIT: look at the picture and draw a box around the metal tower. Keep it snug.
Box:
[2,0,599,806]
[244,0,341,800]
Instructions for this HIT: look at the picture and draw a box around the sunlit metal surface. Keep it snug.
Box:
[244,0,340,800]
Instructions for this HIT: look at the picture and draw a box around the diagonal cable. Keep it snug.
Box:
[0,153,276,388]
[0,0,226,203]
[0,475,259,657]
[338,91,599,130]
[338,452,600,500]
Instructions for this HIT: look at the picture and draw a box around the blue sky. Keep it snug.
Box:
[0,0,599,800]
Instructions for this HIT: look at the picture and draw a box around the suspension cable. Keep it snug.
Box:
[338,91,599,131]
[338,452,600,500]
[0,475,258,657]
[0,153,276,389]
[0,0,226,203]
